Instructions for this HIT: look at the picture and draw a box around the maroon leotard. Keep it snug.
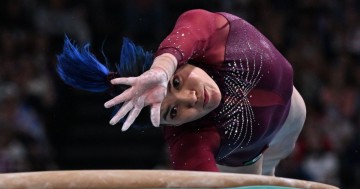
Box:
[156,9,293,171]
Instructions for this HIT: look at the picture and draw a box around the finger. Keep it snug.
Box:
[109,101,134,125]
[104,88,132,108]
[150,103,161,127]
[121,106,142,131]
[111,77,136,85]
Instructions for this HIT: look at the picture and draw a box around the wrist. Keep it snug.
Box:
[151,53,178,81]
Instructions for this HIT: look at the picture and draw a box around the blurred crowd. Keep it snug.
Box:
[0,0,359,188]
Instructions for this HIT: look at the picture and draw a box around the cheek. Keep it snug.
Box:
[178,108,208,125]
[192,69,216,87]
[185,71,203,86]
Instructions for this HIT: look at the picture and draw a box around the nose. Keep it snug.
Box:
[176,90,197,108]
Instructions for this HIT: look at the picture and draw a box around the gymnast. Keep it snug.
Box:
[57,9,306,176]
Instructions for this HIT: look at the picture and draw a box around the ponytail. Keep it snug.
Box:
[56,35,155,130]
[57,35,110,93]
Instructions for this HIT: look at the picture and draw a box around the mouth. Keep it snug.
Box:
[203,88,209,108]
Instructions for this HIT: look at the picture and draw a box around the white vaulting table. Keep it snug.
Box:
[0,170,339,189]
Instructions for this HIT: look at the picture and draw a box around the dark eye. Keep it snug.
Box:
[172,76,180,89]
[170,106,178,119]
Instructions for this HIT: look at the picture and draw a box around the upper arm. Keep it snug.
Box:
[156,9,219,65]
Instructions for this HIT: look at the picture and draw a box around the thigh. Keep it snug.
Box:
[217,155,263,175]
[262,87,306,175]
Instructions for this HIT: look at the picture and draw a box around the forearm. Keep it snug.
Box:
[171,151,220,172]
[164,125,221,172]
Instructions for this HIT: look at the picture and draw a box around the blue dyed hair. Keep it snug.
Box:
[57,35,154,130]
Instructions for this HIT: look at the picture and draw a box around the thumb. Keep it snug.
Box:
[150,103,161,127]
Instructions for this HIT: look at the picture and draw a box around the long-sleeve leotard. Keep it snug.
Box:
[156,9,293,171]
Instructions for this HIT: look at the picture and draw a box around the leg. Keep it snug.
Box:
[262,86,306,176]
[217,156,263,175]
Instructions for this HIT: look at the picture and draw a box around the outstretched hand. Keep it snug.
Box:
[104,67,168,131]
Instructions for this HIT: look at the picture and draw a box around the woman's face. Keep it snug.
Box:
[160,64,222,126]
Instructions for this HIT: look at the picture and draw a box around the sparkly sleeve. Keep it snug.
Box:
[155,9,218,66]
[163,125,221,171]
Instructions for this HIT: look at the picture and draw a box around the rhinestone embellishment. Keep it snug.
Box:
[214,49,264,160]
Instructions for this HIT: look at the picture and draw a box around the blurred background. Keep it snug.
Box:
[0,0,359,188]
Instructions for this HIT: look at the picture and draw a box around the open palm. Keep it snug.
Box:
[104,68,168,131]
